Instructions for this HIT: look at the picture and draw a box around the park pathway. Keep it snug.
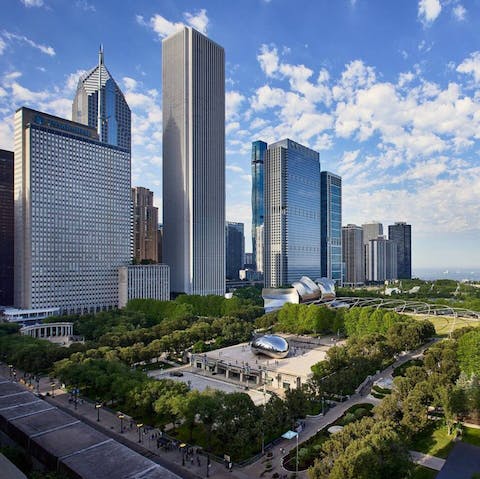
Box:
[409,451,446,471]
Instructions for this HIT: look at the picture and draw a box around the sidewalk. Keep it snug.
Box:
[410,451,445,471]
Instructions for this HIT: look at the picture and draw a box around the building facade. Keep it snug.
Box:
[132,187,158,263]
[366,236,397,282]
[388,222,412,279]
[251,140,267,269]
[320,171,342,284]
[255,224,264,274]
[226,222,245,280]
[162,27,225,296]
[72,47,131,151]
[342,224,365,286]
[118,264,170,308]
[362,222,383,281]
[264,139,321,288]
[14,108,131,313]
[157,225,163,263]
[0,149,14,306]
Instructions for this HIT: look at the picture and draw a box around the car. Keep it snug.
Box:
[169,371,184,377]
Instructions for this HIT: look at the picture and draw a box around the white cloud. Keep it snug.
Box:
[226,164,245,174]
[65,69,87,93]
[0,37,6,55]
[2,31,55,56]
[457,51,480,84]
[452,4,466,21]
[418,0,442,25]
[75,0,95,12]
[257,44,279,77]
[226,91,245,120]
[139,9,209,39]
[20,0,44,6]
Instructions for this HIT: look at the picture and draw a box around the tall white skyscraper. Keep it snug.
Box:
[14,108,131,313]
[162,27,225,295]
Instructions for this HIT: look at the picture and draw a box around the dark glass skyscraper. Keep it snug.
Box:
[72,47,131,151]
[264,139,321,288]
[321,171,342,284]
[226,222,245,280]
[251,141,267,270]
[0,149,14,306]
[388,222,412,279]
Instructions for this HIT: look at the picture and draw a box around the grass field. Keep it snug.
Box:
[410,423,455,459]
[462,426,480,447]
[412,314,480,336]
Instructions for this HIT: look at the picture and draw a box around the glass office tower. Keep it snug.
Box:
[251,140,267,271]
[388,222,412,279]
[321,171,343,284]
[73,47,131,151]
[226,222,245,280]
[264,139,321,288]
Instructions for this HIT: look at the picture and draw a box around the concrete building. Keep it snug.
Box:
[162,27,225,296]
[251,140,267,269]
[255,224,264,274]
[14,107,131,314]
[366,236,397,282]
[157,224,163,263]
[362,222,383,281]
[132,187,158,263]
[388,222,412,279]
[0,149,14,306]
[226,222,245,280]
[264,139,321,288]
[342,224,365,286]
[118,264,170,308]
[320,171,342,284]
[72,47,131,150]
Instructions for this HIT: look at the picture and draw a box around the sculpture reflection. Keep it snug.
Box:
[251,334,289,359]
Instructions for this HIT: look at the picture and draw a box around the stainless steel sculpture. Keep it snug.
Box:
[292,276,321,302]
[251,334,289,359]
[315,277,336,302]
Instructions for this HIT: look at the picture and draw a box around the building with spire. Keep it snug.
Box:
[72,46,131,150]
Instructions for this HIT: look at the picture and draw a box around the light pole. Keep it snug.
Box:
[51,382,56,397]
[95,403,102,421]
[118,414,125,433]
[137,423,143,443]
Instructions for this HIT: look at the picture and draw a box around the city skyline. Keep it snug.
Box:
[1,1,480,270]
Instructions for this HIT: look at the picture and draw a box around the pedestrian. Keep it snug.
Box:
[197,456,201,466]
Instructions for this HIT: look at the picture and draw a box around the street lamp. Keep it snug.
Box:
[206,453,211,477]
[180,443,186,466]
[137,423,143,443]
[118,413,125,433]
[51,382,56,397]
[95,403,102,422]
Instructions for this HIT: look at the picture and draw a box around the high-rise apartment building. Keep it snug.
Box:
[342,224,365,286]
[226,222,245,280]
[362,222,383,281]
[388,222,412,279]
[0,149,14,306]
[321,171,342,284]
[162,27,225,296]
[132,187,158,263]
[264,139,321,288]
[72,47,131,150]
[366,236,397,282]
[14,108,131,313]
[251,140,267,269]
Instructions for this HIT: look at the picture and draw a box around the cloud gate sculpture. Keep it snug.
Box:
[251,334,290,359]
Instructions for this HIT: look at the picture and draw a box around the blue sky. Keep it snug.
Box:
[1,0,480,270]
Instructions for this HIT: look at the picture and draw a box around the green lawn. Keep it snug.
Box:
[410,423,455,459]
[412,314,480,336]
[410,465,438,479]
[462,426,480,447]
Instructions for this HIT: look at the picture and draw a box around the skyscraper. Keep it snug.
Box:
[132,187,158,263]
[320,171,342,284]
[72,47,131,150]
[362,222,383,281]
[226,222,245,280]
[366,236,397,282]
[0,149,14,306]
[264,139,321,288]
[14,108,131,313]
[342,224,365,286]
[388,222,412,279]
[251,140,267,269]
[255,224,264,274]
[162,27,225,296]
